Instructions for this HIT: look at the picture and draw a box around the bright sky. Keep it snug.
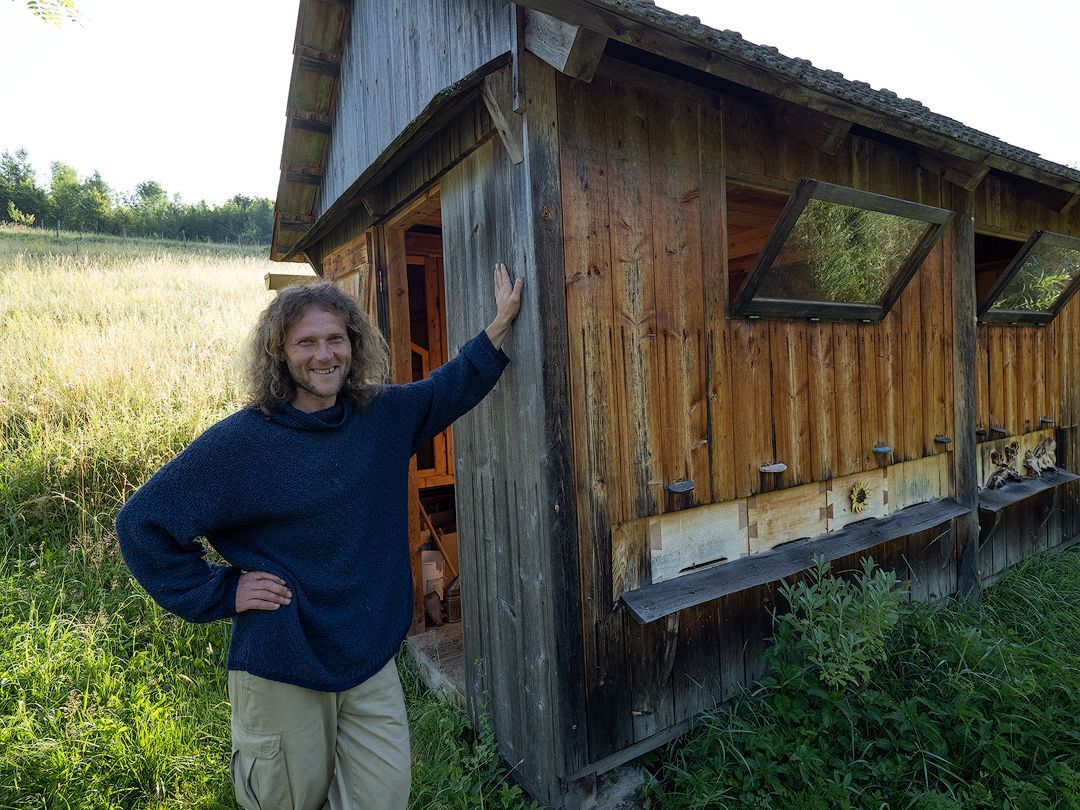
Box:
[1,0,1076,205]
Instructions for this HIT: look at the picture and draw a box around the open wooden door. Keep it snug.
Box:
[381,187,457,635]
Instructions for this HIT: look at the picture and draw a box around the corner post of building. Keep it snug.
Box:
[948,181,980,596]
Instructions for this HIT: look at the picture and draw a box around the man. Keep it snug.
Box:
[116,263,523,809]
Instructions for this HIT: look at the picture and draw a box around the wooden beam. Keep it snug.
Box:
[297,53,340,77]
[524,8,607,82]
[1059,188,1080,217]
[767,99,851,155]
[511,4,527,113]
[279,217,314,232]
[278,212,315,224]
[360,190,388,218]
[481,65,524,165]
[288,108,332,125]
[284,171,322,185]
[819,119,851,155]
[295,44,342,62]
[282,163,324,177]
[290,114,332,135]
[920,152,991,192]
[949,182,980,597]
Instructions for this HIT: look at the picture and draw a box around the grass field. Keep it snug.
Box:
[0,226,534,809]
[3,225,1079,809]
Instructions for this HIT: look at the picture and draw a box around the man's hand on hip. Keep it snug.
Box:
[236,571,292,612]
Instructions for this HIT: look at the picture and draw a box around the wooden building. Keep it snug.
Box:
[270,1,1080,805]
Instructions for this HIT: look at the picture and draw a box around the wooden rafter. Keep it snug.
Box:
[297,54,341,76]
[282,163,324,177]
[1059,188,1080,217]
[295,44,342,61]
[919,152,992,192]
[285,171,323,185]
[524,8,607,82]
[290,113,332,134]
[482,65,524,165]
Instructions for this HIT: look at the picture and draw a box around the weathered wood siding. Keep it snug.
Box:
[973,174,1080,581]
[319,0,511,218]
[440,55,588,803]
[557,59,961,762]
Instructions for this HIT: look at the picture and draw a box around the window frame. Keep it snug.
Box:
[729,178,954,322]
[977,230,1080,325]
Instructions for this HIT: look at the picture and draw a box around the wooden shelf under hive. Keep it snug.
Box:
[621,498,971,623]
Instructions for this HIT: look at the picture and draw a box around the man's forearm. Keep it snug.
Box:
[485,316,513,350]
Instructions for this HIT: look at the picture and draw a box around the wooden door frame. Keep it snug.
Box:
[379,185,446,634]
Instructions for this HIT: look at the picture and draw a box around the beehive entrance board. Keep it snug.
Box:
[611,453,950,600]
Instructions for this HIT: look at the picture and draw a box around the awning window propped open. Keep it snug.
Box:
[978,230,1080,324]
[729,179,953,321]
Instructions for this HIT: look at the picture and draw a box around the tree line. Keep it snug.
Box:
[1,148,273,245]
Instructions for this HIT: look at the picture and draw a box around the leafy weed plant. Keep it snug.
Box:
[647,553,1080,808]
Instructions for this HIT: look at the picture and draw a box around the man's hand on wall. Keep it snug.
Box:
[485,262,524,350]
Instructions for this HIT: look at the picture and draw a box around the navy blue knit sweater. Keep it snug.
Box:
[116,330,508,692]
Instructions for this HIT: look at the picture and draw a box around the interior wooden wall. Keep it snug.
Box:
[973,174,1080,580]
[556,58,967,761]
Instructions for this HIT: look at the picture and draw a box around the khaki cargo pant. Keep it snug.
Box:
[228,660,411,810]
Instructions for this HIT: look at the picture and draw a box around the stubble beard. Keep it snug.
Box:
[286,358,349,402]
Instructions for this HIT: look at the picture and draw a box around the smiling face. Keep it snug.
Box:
[282,306,353,413]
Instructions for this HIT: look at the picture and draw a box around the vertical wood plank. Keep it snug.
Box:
[612,77,678,742]
[988,327,1005,431]
[898,274,924,461]
[606,76,661,542]
[770,322,811,488]
[1002,328,1018,435]
[1019,326,1035,434]
[521,53,591,780]
[832,322,862,477]
[941,210,955,449]
[703,106,736,504]
[807,324,837,481]
[668,97,725,725]
[975,325,990,435]
[1033,327,1046,430]
[730,320,774,497]
[557,71,634,760]
[1045,318,1059,426]
[650,90,709,505]
[878,309,903,464]
[859,323,882,471]
[919,247,946,456]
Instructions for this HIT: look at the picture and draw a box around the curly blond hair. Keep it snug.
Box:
[247,281,389,415]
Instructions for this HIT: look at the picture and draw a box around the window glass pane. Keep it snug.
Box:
[754,198,932,305]
[988,239,1080,313]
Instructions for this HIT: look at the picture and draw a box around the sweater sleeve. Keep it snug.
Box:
[405,329,509,456]
[115,432,242,624]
